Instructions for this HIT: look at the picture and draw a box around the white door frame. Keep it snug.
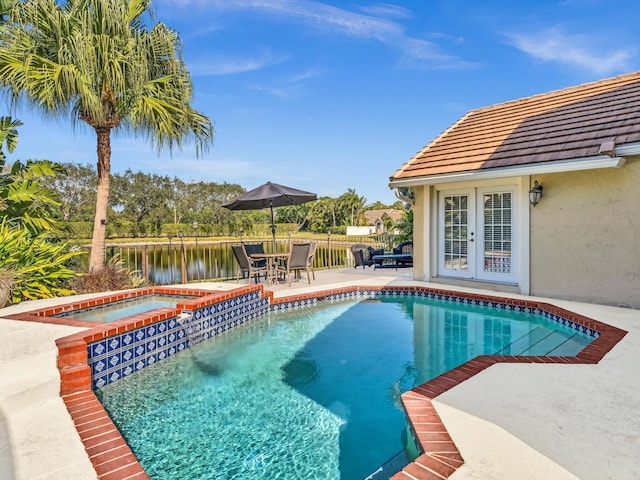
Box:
[437,184,519,284]
[438,189,476,278]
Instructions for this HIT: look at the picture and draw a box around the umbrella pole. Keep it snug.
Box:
[270,203,277,252]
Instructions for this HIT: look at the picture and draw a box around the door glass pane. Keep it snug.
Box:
[444,194,469,271]
[483,192,512,274]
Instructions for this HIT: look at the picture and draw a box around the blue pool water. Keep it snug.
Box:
[54,295,195,323]
[96,296,594,479]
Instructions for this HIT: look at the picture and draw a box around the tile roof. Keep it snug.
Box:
[364,209,403,225]
[391,71,640,181]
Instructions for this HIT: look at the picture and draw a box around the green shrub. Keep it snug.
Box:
[0,220,85,303]
[0,267,12,307]
[72,254,147,294]
[327,225,346,235]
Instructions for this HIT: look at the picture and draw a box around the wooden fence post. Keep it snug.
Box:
[141,245,148,280]
[179,232,187,283]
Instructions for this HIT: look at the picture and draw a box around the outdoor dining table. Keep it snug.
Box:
[250,252,289,284]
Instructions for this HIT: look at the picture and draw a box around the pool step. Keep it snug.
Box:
[545,333,592,356]
[497,328,589,356]
[364,450,408,480]
[497,327,550,355]
[519,330,574,355]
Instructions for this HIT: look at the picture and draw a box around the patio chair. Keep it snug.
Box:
[392,241,413,266]
[231,244,268,284]
[277,243,312,286]
[350,244,384,268]
[307,241,317,280]
[242,243,267,268]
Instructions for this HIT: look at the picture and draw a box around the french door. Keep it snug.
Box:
[439,187,516,283]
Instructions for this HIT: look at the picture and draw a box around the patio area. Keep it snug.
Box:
[1,267,639,479]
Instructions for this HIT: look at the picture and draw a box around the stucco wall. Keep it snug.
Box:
[346,226,375,236]
[412,186,427,281]
[530,156,640,308]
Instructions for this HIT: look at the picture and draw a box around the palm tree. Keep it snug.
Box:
[0,0,213,270]
[0,115,19,162]
[337,188,366,226]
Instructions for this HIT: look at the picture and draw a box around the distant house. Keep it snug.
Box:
[345,209,403,236]
[346,209,403,235]
[389,71,640,308]
[365,209,403,234]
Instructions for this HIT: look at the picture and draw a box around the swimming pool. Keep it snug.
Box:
[96,294,594,480]
[53,294,197,323]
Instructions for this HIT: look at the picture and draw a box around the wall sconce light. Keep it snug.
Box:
[529,181,543,207]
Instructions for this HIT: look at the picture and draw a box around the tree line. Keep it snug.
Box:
[0,126,406,305]
[42,162,405,239]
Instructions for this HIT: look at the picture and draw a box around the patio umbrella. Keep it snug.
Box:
[222,181,317,250]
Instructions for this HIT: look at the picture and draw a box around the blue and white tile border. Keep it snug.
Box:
[87,290,269,389]
[314,287,601,338]
[79,285,604,390]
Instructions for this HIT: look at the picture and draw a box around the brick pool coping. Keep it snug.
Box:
[6,285,627,480]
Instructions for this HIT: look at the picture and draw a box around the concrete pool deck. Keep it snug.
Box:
[0,267,638,479]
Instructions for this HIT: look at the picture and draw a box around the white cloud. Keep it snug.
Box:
[160,0,468,69]
[246,83,288,98]
[506,25,633,74]
[356,3,412,20]
[290,67,324,83]
[244,67,324,99]
[261,0,403,41]
[188,50,290,76]
[400,38,476,69]
[167,0,402,40]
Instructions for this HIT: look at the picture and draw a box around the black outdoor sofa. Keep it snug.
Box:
[350,241,413,269]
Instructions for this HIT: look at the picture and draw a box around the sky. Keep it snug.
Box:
[7,0,640,205]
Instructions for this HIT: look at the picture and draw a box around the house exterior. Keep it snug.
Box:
[389,71,640,308]
[346,209,404,235]
[364,209,403,234]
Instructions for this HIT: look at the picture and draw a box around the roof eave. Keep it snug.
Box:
[388,155,627,188]
[614,141,640,157]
